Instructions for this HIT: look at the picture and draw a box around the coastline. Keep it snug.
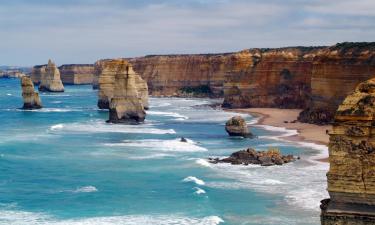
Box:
[226,108,331,163]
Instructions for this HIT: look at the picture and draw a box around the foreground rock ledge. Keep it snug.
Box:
[21,76,42,109]
[321,78,375,225]
[209,148,298,166]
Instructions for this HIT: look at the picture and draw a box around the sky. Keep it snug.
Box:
[1,0,375,66]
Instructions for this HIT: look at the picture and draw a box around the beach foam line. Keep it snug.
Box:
[206,159,328,212]
[104,138,207,153]
[183,176,205,186]
[0,209,224,225]
[49,121,176,135]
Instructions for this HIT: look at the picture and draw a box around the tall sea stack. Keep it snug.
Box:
[96,59,149,111]
[97,59,146,123]
[38,59,64,92]
[321,78,375,224]
[21,76,42,109]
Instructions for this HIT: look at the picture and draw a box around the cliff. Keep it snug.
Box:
[222,47,322,108]
[58,64,95,85]
[97,59,146,123]
[21,76,42,109]
[299,42,375,125]
[96,59,149,111]
[321,78,375,224]
[30,65,46,84]
[38,60,64,92]
[128,53,239,97]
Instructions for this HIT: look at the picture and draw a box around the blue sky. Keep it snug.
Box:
[1,0,375,65]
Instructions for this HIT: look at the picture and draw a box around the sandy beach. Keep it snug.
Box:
[228,108,331,162]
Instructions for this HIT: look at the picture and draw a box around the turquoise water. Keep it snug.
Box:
[0,78,328,225]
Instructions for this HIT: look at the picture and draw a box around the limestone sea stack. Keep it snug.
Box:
[96,59,146,123]
[38,60,64,92]
[96,59,149,110]
[21,76,42,109]
[225,116,253,138]
[321,78,375,224]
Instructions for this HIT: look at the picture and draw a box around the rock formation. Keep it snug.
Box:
[21,76,42,109]
[299,42,375,125]
[58,64,95,85]
[38,60,64,92]
[96,59,149,110]
[30,65,46,84]
[225,116,253,138]
[209,148,297,166]
[321,78,375,224]
[106,59,146,123]
[222,47,322,108]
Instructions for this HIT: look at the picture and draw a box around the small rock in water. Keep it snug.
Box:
[209,147,298,166]
[180,137,188,142]
[225,116,253,138]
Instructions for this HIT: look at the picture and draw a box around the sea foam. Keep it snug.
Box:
[105,138,207,153]
[183,176,205,185]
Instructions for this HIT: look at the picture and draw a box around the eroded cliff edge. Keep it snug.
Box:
[299,42,375,125]
[321,78,375,224]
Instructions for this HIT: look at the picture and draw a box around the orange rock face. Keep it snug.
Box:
[321,78,375,224]
[58,64,95,85]
[223,48,320,108]
[299,43,375,124]
[129,53,238,97]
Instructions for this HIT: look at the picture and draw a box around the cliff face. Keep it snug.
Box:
[96,59,149,111]
[321,78,375,224]
[97,59,146,123]
[129,53,239,97]
[299,43,375,125]
[38,60,64,92]
[222,48,320,108]
[30,65,46,84]
[58,64,95,85]
[21,76,42,109]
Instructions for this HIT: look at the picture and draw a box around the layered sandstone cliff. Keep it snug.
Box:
[38,60,64,92]
[299,43,375,125]
[58,64,94,85]
[222,47,322,108]
[98,59,146,123]
[321,78,375,224]
[129,53,239,97]
[96,59,149,111]
[21,76,42,109]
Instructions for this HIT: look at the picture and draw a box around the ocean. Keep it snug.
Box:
[0,78,328,225]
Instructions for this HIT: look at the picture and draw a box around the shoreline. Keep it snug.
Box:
[226,108,331,163]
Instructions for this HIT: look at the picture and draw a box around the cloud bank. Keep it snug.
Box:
[1,0,375,65]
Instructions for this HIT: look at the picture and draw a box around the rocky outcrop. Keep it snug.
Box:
[21,76,42,109]
[222,47,322,108]
[209,148,297,166]
[225,116,253,138]
[58,64,94,85]
[299,43,375,125]
[321,78,375,224]
[102,59,146,123]
[38,60,64,92]
[96,59,149,110]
